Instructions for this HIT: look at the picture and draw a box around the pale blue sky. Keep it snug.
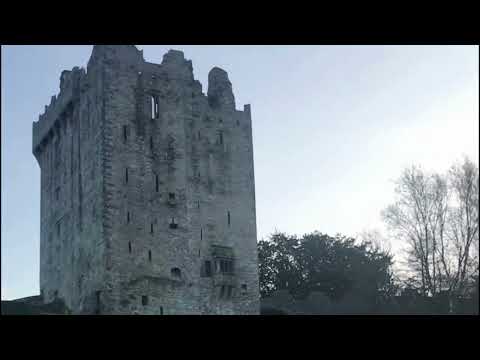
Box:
[1,45,478,300]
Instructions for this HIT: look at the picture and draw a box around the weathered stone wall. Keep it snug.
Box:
[33,45,260,315]
[33,65,107,314]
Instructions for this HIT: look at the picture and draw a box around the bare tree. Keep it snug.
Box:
[447,157,479,297]
[382,158,479,299]
[382,165,448,296]
[358,229,392,255]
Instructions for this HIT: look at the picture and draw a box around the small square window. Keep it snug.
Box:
[241,284,247,294]
[142,295,148,306]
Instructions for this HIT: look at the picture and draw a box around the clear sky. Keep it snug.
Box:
[1,45,478,300]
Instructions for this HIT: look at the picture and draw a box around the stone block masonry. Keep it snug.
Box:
[32,45,260,315]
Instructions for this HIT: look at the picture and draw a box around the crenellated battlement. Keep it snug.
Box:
[32,47,251,160]
[32,67,85,157]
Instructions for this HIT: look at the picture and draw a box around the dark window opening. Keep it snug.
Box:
[125,168,129,183]
[142,295,148,306]
[220,285,225,298]
[54,290,58,298]
[155,174,159,192]
[217,259,234,274]
[95,291,101,314]
[148,250,152,262]
[169,218,178,229]
[150,136,154,151]
[55,187,60,201]
[128,242,132,253]
[205,261,212,277]
[160,306,164,315]
[227,211,231,226]
[57,222,61,237]
[169,192,175,200]
[171,267,181,278]
[123,125,128,142]
[127,211,130,224]
[197,200,200,209]
[150,223,154,234]
[241,284,247,293]
[227,286,233,298]
[200,228,203,241]
[198,131,201,140]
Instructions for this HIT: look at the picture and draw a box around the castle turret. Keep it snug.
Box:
[161,49,195,82]
[207,67,236,110]
[87,45,144,71]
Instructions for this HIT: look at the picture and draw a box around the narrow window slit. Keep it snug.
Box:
[95,291,101,314]
[205,260,212,277]
[151,95,159,119]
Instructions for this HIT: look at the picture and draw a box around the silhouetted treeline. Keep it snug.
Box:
[258,232,398,313]
[258,231,479,314]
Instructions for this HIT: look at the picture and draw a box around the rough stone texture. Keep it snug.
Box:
[32,45,260,315]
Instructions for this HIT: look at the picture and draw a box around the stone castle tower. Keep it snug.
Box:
[32,45,259,314]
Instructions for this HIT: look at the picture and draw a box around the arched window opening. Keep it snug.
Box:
[151,95,159,119]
